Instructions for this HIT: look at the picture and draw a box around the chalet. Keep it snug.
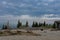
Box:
[54,21,60,29]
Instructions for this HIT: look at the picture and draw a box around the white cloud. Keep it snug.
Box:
[35,0,38,2]
[2,1,7,5]
[37,2,41,6]
[8,3,14,6]
[0,14,60,24]
[43,0,54,2]
[43,14,58,17]
[48,0,54,2]
[19,3,32,8]
[40,14,60,24]
[44,3,48,6]
[19,3,25,7]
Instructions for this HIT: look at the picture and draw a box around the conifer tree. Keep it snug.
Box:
[25,21,29,27]
[17,20,22,28]
[32,21,39,27]
[43,21,46,26]
[39,23,42,27]
[32,21,35,27]
[2,24,5,29]
[52,23,56,28]
[35,22,38,27]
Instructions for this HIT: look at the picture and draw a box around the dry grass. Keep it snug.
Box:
[0,29,60,40]
[0,29,41,36]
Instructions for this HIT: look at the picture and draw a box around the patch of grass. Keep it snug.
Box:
[0,30,41,36]
[27,31,32,33]
[0,32,3,34]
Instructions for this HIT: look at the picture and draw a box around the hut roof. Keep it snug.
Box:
[55,21,60,24]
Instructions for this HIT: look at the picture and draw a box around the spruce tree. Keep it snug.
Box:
[17,20,22,28]
[2,24,8,29]
[52,23,56,28]
[39,23,42,27]
[4,25,8,29]
[32,21,35,27]
[2,24,5,29]
[35,22,38,27]
[26,21,28,27]
[43,21,46,26]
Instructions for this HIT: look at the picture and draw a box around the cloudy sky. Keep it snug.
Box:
[0,0,60,26]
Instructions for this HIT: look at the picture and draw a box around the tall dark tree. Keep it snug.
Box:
[43,21,46,26]
[52,22,56,28]
[32,21,39,27]
[39,23,42,27]
[17,20,22,28]
[35,22,39,27]
[2,21,10,29]
[32,21,35,27]
[25,21,29,27]
[4,25,8,29]
[2,24,5,29]
[2,25,8,29]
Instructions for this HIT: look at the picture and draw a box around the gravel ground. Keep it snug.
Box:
[0,30,60,40]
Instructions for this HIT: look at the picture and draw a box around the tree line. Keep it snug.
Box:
[2,20,56,29]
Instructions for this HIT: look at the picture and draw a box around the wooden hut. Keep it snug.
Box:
[54,21,60,29]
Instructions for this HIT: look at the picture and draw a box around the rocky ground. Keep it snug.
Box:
[0,29,60,40]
